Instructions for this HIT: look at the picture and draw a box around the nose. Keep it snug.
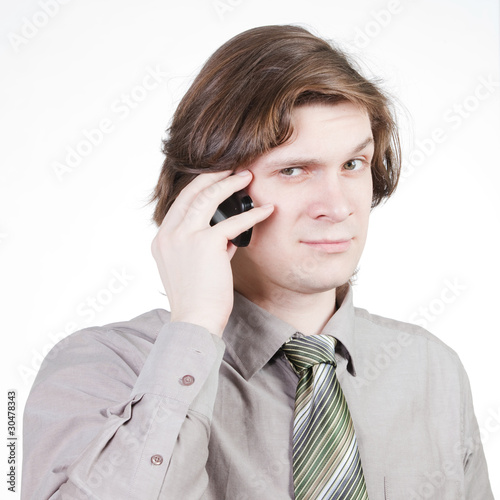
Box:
[305,173,352,223]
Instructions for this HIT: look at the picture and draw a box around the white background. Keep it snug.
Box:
[2,0,499,497]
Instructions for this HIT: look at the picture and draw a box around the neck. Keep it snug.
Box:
[233,280,337,336]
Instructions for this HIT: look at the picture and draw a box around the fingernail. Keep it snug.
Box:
[237,169,251,176]
[261,203,274,209]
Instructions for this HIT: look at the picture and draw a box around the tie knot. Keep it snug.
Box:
[281,335,337,374]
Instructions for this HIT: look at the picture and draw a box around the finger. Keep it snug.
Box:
[170,170,252,229]
[227,241,238,260]
[211,203,275,242]
[177,171,254,229]
[160,170,232,227]
[186,170,254,226]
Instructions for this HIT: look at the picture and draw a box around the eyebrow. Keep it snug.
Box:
[263,136,375,169]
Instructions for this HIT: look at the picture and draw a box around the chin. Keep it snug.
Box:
[284,271,354,294]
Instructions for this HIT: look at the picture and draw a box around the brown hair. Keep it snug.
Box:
[150,24,401,226]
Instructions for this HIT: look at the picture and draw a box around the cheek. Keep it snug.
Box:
[353,173,373,213]
[246,179,297,234]
[245,177,292,250]
[246,176,274,205]
[251,209,283,244]
[249,203,298,251]
[357,196,372,244]
[357,197,372,233]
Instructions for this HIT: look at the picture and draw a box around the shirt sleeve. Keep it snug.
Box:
[460,362,494,499]
[21,320,225,500]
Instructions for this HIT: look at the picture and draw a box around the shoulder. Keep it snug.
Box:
[349,307,473,408]
[353,306,463,370]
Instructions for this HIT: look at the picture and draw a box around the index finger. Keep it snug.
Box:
[160,170,233,228]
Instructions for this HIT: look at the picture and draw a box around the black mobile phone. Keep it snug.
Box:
[210,190,254,247]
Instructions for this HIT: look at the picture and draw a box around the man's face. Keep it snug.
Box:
[231,101,374,298]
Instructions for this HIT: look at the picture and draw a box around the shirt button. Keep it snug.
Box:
[180,374,195,386]
[151,454,163,466]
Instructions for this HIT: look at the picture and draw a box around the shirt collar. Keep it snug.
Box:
[222,284,357,380]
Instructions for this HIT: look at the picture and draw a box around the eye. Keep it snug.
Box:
[279,167,304,177]
[343,159,364,171]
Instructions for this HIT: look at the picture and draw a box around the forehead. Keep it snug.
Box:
[251,102,373,168]
[292,101,371,128]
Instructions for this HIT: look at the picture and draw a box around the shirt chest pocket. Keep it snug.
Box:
[383,475,463,500]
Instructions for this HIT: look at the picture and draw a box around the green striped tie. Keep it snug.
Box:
[282,335,368,500]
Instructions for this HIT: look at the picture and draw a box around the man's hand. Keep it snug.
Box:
[151,169,274,338]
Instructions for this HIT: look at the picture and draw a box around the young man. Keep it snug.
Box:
[22,25,492,499]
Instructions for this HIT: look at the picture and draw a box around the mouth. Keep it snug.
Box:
[300,238,353,253]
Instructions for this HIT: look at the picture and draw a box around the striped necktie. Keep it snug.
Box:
[281,334,368,500]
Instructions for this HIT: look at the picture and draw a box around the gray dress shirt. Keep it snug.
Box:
[22,286,493,499]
